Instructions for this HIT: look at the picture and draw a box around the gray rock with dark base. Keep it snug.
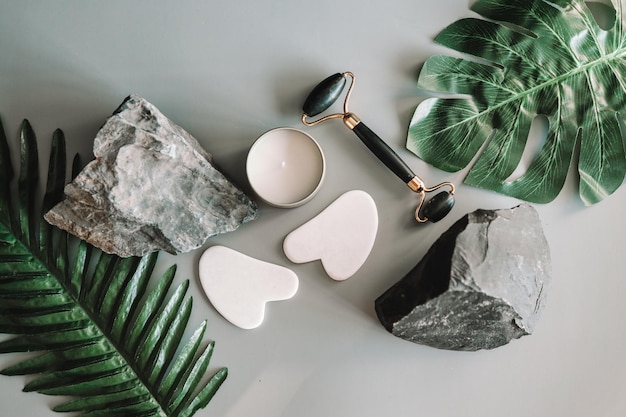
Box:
[375,204,550,351]
[45,94,258,257]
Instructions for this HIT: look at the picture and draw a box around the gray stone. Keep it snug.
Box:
[45,94,258,257]
[375,204,550,351]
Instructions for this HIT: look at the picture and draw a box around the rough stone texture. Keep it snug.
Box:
[45,94,258,257]
[375,204,550,351]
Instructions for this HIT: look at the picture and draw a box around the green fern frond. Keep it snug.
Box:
[0,118,227,416]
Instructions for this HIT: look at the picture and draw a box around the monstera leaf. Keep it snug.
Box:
[407,0,626,205]
[0,118,227,416]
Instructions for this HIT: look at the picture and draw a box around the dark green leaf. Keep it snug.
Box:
[146,297,193,386]
[76,403,161,417]
[53,389,152,413]
[24,359,130,393]
[177,367,228,417]
[0,119,227,416]
[40,129,66,260]
[43,379,141,397]
[109,252,157,341]
[18,120,39,245]
[125,265,177,355]
[0,327,103,354]
[68,239,90,297]
[157,322,206,402]
[168,341,215,414]
[97,256,140,320]
[85,252,116,308]
[136,282,190,372]
[407,0,626,205]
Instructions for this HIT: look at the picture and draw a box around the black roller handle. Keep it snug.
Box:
[301,71,455,223]
[351,121,416,184]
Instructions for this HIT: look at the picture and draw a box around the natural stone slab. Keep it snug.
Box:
[375,204,550,351]
[45,94,258,257]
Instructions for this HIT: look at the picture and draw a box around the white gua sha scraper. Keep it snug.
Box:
[198,246,298,329]
[283,190,378,281]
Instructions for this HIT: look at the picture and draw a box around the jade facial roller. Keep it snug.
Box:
[301,71,455,223]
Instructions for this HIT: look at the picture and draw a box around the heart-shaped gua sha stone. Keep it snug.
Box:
[198,246,298,329]
[283,190,378,281]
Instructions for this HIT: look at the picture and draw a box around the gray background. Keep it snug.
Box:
[1,1,625,416]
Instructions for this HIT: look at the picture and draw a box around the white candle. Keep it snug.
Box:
[246,127,325,208]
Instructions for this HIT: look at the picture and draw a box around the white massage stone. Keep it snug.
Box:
[283,190,378,281]
[198,245,298,329]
